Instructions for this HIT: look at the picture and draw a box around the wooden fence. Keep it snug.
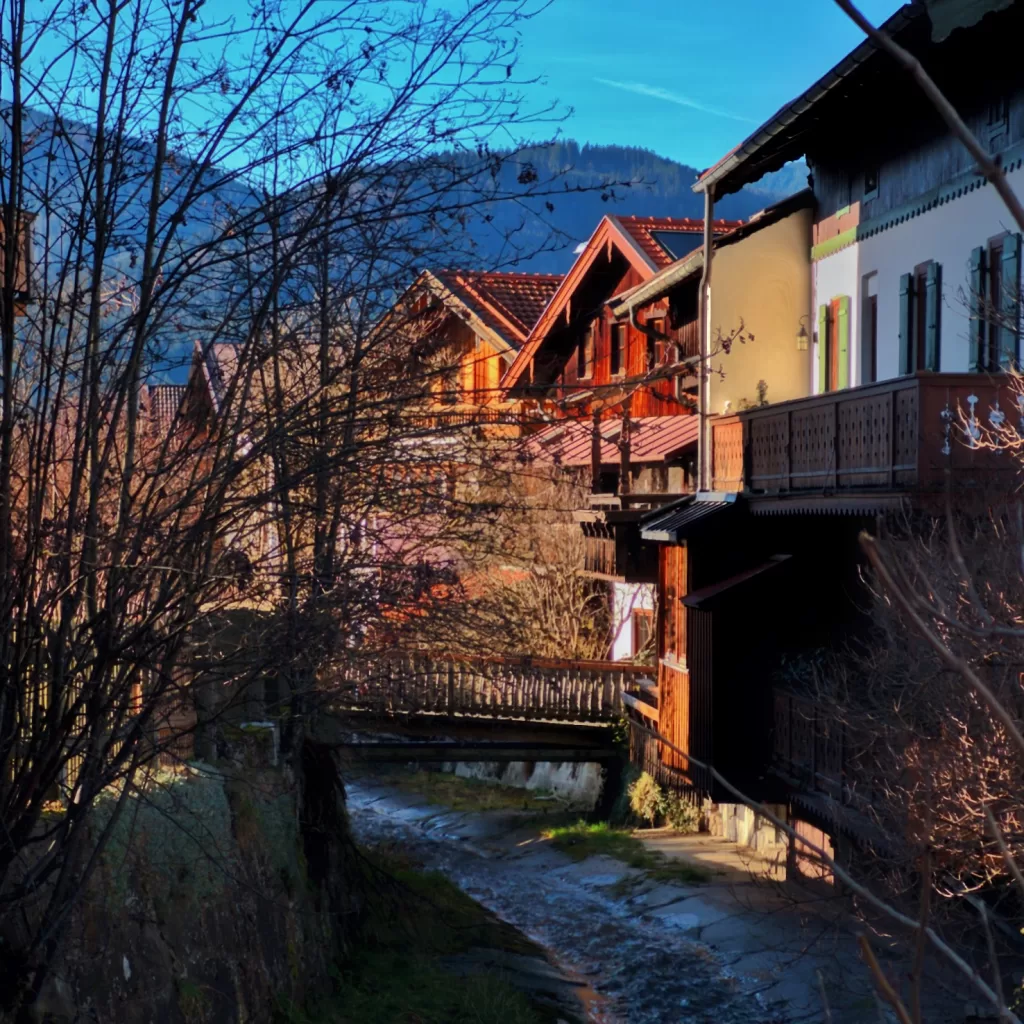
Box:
[332,653,645,723]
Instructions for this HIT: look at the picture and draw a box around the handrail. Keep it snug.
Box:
[331,651,640,724]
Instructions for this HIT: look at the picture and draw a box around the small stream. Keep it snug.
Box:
[348,782,791,1024]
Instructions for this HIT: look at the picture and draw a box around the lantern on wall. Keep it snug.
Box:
[796,314,810,351]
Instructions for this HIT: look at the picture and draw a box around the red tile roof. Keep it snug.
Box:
[146,384,186,429]
[434,270,563,349]
[505,214,745,392]
[610,215,745,270]
[524,415,698,467]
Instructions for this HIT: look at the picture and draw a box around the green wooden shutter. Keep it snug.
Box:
[1001,233,1021,367]
[817,304,828,394]
[898,273,913,374]
[925,262,942,371]
[969,246,984,371]
[837,296,850,389]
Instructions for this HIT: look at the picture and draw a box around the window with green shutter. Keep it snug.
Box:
[898,273,913,374]
[972,234,1021,371]
[836,296,850,389]
[1001,233,1021,367]
[817,304,828,394]
[925,262,941,371]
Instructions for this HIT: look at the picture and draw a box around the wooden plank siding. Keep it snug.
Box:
[656,543,690,774]
[553,265,687,418]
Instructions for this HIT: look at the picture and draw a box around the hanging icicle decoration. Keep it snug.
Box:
[965,393,981,449]
[940,400,953,457]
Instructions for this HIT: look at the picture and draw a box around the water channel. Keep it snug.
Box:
[348,780,806,1024]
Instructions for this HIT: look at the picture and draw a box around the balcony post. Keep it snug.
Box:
[590,409,601,493]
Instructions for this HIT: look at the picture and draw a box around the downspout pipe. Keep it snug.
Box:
[697,184,715,493]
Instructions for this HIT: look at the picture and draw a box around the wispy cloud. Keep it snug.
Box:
[594,78,754,124]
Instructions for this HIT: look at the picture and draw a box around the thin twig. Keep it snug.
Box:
[627,716,1018,1022]
[984,804,1024,905]
[911,846,931,1024]
[861,532,1024,762]
[859,934,914,1024]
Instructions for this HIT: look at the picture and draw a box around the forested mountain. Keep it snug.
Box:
[462,141,808,274]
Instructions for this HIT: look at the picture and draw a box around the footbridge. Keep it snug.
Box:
[323,653,648,764]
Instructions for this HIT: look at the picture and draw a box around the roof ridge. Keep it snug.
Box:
[442,268,564,280]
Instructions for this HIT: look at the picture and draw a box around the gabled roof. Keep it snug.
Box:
[524,414,698,467]
[397,269,561,362]
[505,214,742,391]
[432,270,562,351]
[609,190,815,316]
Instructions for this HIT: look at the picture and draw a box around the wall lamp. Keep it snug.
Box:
[796,313,811,351]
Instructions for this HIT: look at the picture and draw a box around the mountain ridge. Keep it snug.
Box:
[464,141,808,274]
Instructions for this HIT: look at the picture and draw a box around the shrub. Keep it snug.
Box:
[658,791,701,834]
[627,772,662,825]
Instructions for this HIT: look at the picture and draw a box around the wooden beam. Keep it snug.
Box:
[622,692,660,723]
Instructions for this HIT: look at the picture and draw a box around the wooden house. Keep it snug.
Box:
[503,214,743,663]
[625,0,1024,859]
[389,268,562,431]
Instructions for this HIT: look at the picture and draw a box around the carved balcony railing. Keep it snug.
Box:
[711,372,1020,500]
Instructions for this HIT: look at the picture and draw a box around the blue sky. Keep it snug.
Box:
[514,0,903,169]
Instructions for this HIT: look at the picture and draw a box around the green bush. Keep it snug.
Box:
[627,772,662,825]
[658,791,701,834]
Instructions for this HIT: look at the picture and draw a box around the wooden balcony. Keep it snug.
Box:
[577,493,679,582]
[580,522,658,582]
[711,372,1020,503]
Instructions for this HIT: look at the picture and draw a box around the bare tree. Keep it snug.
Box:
[0,0,627,1010]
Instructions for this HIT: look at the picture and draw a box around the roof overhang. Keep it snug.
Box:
[505,217,674,393]
[682,554,791,610]
[609,190,814,317]
[692,4,924,198]
[610,250,703,320]
[417,270,521,362]
[640,491,738,543]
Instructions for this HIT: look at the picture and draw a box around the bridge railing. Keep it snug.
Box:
[332,652,646,723]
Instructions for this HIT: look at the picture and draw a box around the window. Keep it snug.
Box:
[971,234,1021,370]
[817,298,849,392]
[863,168,879,202]
[861,274,878,384]
[439,364,459,403]
[898,262,942,374]
[577,324,594,379]
[987,96,1010,151]
[632,609,654,660]
[609,322,624,376]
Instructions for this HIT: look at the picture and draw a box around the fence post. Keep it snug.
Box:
[447,660,455,713]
